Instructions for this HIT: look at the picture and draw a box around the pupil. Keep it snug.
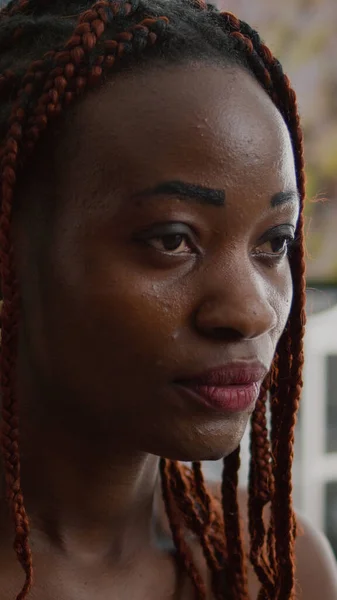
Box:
[271,237,286,253]
[163,234,183,251]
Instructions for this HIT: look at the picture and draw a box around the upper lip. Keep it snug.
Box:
[175,360,268,387]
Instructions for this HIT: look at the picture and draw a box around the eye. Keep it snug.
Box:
[253,225,296,263]
[149,233,193,254]
[259,235,293,256]
[136,222,199,255]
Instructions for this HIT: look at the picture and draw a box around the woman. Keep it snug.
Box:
[0,0,336,598]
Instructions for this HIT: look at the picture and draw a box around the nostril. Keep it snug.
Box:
[210,327,243,342]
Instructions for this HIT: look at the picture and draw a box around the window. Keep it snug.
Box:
[326,355,337,453]
[325,481,337,557]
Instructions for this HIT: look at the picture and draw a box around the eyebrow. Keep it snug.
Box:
[134,180,225,207]
[271,190,300,207]
[134,180,300,209]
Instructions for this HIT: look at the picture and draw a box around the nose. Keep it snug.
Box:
[195,261,277,341]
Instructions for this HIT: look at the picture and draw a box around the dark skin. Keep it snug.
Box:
[0,62,301,598]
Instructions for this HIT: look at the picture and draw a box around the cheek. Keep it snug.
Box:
[46,219,190,379]
[64,264,185,381]
[90,277,180,353]
[272,263,293,340]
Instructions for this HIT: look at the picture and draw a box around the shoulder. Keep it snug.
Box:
[294,511,337,599]
[155,476,337,599]
[211,481,337,600]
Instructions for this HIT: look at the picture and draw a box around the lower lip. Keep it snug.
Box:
[175,382,260,413]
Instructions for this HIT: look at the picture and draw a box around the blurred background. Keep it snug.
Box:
[203,0,337,558]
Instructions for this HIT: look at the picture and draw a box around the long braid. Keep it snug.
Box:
[243,31,306,598]
[0,89,33,600]
[166,460,227,599]
[265,357,279,580]
[221,446,249,600]
[266,334,292,596]
[191,461,229,588]
[248,378,275,597]
[272,230,305,598]
[159,459,207,600]
[266,84,305,600]
[170,462,230,599]
[192,461,212,527]
[211,17,282,598]
[215,13,306,598]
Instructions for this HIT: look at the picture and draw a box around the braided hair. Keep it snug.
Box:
[0,1,306,599]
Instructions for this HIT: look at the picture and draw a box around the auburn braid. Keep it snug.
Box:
[249,376,273,505]
[159,459,207,600]
[221,446,249,600]
[264,357,279,580]
[192,461,212,526]
[0,2,306,599]
[217,12,306,599]
[246,37,305,599]
[165,460,226,599]
[248,378,275,598]
[178,463,230,598]
[0,96,33,600]
[215,13,285,598]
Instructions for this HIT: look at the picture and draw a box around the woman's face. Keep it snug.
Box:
[19,62,299,461]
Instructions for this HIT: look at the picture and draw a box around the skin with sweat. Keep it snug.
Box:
[0,63,299,599]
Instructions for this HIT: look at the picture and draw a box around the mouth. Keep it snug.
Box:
[174,361,267,413]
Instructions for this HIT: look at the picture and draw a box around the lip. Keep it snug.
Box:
[174,361,267,413]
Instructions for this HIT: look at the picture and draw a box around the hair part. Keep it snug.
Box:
[0,1,306,599]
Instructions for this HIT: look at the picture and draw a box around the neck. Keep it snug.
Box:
[4,358,161,563]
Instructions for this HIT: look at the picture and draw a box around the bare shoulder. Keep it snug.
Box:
[293,510,337,599]
[208,481,337,600]
[156,477,337,599]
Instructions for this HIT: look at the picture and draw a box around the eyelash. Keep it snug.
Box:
[137,223,199,256]
[253,227,297,264]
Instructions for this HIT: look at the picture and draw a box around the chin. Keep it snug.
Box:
[147,429,244,463]
[173,442,241,463]
[141,409,249,463]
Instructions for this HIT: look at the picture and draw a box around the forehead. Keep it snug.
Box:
[58,62,296,201]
